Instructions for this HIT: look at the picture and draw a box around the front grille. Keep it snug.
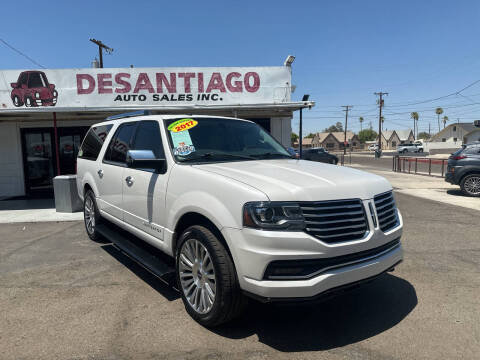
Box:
[301,199,368,243]
[374,191,398,232]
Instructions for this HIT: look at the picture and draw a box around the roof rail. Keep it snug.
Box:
[106,110,152,121]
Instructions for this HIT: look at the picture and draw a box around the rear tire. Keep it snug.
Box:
[83,189,103,240]
[460,174,480,197]
[176,225,246,327]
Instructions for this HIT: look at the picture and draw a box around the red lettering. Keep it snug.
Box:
[76,74,95,94]
[156,73,177,93]
[198,73,204,92]
[97,73,112,94]
[206,72,226,93]
[133,73,154,93]
[226,72,242,92]
[178,73,196,93]
[244,72,260,92]
[115,73,131,93]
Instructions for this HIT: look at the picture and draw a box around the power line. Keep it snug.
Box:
[0,38,45,68]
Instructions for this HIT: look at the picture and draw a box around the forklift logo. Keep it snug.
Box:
[10,71,58,107]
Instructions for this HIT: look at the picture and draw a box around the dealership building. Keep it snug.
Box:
[0,62,314,198]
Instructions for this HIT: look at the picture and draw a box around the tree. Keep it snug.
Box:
[304,132,316,138]
[323,122,343,132]
[359,117,364,131]
[358,129,378,143]
[435,107,443,132]
[418,132,431,140]
[443,115,449,129]
[410,112,419,139]
[291,132,299,145]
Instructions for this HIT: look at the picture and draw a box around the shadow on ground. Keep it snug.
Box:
[214,274,417,352]
[446,189,468,197]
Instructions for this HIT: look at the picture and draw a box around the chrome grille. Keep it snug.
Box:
[301,199,368,243]
[374,191,398,232]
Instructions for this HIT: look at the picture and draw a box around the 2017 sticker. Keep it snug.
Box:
[168,119,198,133]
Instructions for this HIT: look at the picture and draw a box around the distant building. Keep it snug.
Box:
[430,123,478,145]
[377,129,414,150]
[312,131,361,151]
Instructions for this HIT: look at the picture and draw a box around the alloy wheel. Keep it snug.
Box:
[179,239,216,314]
[464,176,480,196]
[84,197,95,234]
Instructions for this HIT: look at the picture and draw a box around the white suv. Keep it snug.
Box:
[76,113,403,326]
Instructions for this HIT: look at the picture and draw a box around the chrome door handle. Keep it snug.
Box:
[125,176,134,185]
[97,169,103,178]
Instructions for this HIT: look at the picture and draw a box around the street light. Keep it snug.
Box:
[284,55,296,66]
[299,94,310,159]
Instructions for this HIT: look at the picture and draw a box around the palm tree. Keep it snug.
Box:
[410,112,419,140]
[359,117,364,131]
[435,107,443,132]
[443,115,449,129]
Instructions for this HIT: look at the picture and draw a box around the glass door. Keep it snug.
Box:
[21,129,55,196]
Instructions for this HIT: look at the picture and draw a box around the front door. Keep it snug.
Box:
[21,129,55,196]
[122,120,168,242]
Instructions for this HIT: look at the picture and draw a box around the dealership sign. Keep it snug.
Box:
[0,66,291,112]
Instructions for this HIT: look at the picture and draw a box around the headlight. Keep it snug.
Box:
[35,92,40,98]
[243,201,305,230]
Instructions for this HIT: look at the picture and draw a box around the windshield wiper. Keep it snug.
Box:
[251,152,292,159]
[179,152,257,162]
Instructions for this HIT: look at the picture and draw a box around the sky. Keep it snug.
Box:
[1,0,480,135]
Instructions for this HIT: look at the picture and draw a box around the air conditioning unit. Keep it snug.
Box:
[474,120,480,127]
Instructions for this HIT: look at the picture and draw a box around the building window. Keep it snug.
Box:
[453,126,456,132]
[353,142,357,146]
[453,137,458,142]
[392,141,397,147]
[442,138,446,142]
[326,143,334,148]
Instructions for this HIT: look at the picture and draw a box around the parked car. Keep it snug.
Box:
[445,143,480,197]
[10,70,58,107]
[302,147,339,164]
[396,143,423,154]
[368,144,379,151]
[77,113,403,326]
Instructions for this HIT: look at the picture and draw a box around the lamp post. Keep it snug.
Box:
[299,94,310,159]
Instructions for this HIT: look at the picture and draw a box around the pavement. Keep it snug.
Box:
[1,193,479,359]
[0,198,83,223]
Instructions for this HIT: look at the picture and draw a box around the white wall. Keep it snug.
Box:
[0,122,25,197]
[465,130,480,143]
[270,116,292,147]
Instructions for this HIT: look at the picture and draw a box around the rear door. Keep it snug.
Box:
[96,121,137,220]
[122,120,169,240]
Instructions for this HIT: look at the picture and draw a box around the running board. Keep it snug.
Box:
[96,222,176,281]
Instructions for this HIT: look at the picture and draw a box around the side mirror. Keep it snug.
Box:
[10,82,17,88]
[126,150,166,173]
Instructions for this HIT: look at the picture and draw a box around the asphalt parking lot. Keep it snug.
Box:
[1,193,479,359]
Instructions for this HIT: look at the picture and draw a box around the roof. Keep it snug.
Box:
[381,130,396,141]
[396,129,413,141]
[316,131,356,143]
[302,137,314,145]
[431,122,478,139]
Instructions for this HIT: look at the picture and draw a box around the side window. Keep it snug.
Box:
[131,121,164,158]
[78,124,113,161]
[105,122,137,164]
[18,73,28,86]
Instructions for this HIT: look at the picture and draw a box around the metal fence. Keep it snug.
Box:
[392,156,449,178]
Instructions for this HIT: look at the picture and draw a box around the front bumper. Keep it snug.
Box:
[222,208,403,299]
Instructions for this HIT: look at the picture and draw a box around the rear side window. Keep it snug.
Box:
[104,122,137,164]
[78,124,113,161]
[131,121,164,158]
[464,146,480,155]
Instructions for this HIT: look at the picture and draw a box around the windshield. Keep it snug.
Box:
[164,117,291,163]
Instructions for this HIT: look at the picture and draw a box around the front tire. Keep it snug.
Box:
[83,190,102,240]
[12,95,23,107]
[176,225,246,327]
[460,174,480,197]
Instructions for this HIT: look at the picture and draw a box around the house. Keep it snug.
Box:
[294,137,314,148]
[464,128,480,144]
[396,129,415,144]
[376,129,414,150]
[312,131,361,151]
[430,123,478,144]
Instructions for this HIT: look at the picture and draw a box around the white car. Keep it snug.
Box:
[76,113,403,326]
[368,144,379,151]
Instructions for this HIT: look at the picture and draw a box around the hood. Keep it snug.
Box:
[194,159,392,201]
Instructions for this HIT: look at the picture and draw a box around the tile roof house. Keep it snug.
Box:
[312,131,361,151]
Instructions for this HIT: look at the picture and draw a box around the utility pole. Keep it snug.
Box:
[374,92,388,152]
[89,38,113,68]
[429,122,431,137]
[342,105,353,155]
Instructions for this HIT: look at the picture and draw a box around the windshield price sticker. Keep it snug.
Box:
[171,128,195,156]
[168,119,198,133]
[174,145,196,156]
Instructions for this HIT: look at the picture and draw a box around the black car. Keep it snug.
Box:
[301,147,339,164]
[445,142,480,197]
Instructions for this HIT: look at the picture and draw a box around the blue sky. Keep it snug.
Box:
[1,0,480,135]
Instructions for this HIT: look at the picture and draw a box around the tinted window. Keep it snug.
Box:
[132,121,164,158]
[464,146,480,155]
[105,122,137,164]
[28,73,47,88]
[78,124,113,161]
